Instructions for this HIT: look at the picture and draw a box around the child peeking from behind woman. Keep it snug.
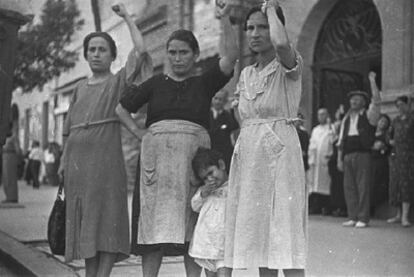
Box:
[189,147,229,277]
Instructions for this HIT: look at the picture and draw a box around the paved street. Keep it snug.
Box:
[1,182,414,276]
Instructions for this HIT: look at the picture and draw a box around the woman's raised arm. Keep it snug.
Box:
[112,3,146,55]
[217,5,239,76]
[264,0,296,69]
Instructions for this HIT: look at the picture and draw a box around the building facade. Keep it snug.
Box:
[11,0,414,182]
[11,0,223,186]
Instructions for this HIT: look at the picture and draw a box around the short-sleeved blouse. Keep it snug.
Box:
[119,60,232,129]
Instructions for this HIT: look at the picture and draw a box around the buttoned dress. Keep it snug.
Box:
[224,54,307,269]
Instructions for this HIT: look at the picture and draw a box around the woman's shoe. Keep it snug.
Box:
[342,220,356,227]
[402,220,412,227]
[387,216,401,224]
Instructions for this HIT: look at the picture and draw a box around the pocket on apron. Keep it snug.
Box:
[262,126,285,157]
[141,133,157,186]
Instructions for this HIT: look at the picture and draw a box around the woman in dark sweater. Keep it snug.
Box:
[116,7,238,277]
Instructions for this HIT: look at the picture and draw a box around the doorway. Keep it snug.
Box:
[312,0,382,122]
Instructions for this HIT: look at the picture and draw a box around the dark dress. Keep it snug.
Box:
[389,112,414,206]
[63,51,152,262]
[209,109,239,171]
[370,132,390,209]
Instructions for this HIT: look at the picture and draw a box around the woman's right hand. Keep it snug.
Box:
[262,0,280,14]
[112,3,128,18]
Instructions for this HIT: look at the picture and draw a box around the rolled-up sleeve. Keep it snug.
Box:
[119,78,153,114]
[282,49,303,81]
[124,50,153,86]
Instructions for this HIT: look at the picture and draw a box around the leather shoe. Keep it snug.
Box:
[355,221,368,228]
[342,220,356,227]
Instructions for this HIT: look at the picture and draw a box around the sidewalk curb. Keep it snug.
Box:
[0,229,78,276]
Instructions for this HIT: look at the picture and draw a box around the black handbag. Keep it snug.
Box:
[47,176,66,255]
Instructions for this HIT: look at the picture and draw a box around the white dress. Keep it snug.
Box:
[189,183,227,272]
[224,53,307,269]
[308,124,336,195]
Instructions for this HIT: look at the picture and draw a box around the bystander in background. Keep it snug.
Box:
[388,96,414,227]
[209,90,239,172]
[308,108,336,215]
[370,114,391,216]
[2,122,21,203]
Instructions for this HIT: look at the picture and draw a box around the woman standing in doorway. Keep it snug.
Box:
[61,3,152,276]
[224,1,306,276]
[116,6,238,277]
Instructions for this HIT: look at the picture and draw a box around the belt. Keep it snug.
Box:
[242,117,302,128]
[70,117,119,130]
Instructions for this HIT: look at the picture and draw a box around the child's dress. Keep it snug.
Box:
[189,182,228,272]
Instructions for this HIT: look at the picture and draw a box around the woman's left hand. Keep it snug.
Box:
[215,0,232,19]
[261,0,280,14]
[112,3,127,18]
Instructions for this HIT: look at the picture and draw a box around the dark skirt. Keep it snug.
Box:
[389,152,414,206]
[2,152,18,201]
[370,155,389,207]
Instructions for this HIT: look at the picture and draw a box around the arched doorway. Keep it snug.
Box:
[312,0,382,121]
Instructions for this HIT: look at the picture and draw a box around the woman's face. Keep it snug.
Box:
[377,116,389,131]
[245,12,273,54]
[167,39,198,77]
[86,37,114,73]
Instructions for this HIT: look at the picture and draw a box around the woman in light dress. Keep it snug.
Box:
[224,1,306,276]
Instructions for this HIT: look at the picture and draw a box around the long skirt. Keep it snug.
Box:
[137,120,210,252]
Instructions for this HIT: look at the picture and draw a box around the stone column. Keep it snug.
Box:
[375,0,414,115]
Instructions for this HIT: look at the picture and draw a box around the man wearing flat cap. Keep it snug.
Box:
[337,71,381,228]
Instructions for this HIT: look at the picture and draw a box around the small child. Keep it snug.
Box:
[189,147,229,277]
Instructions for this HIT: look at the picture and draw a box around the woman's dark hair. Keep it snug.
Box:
[244,5,285,30]
[166,29,200,54]
[379,114,391,129]
[83,32,117,59]
[395,95,409,104]
[192,147,224,179]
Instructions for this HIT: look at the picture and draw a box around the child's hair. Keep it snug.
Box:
[192,147,224,179]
